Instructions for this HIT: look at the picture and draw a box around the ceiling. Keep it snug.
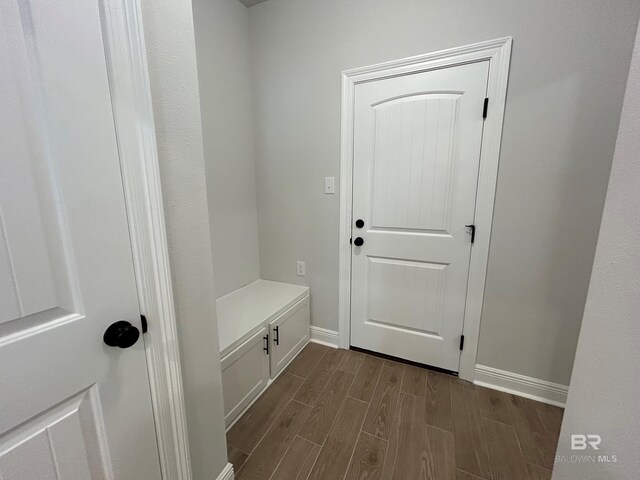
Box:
[239,0,268,6]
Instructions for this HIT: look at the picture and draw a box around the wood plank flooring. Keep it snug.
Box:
[227,344,563,480]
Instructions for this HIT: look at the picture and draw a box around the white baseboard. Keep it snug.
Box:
[309,326,339,348]
[216,462,234,480]
[474,364,568,407]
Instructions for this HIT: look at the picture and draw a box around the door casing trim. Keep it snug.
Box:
[100,0,192,478]
[338,37,512,381]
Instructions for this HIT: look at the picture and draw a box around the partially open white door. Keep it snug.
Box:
[0,1,162,478]
[350,61,489,372]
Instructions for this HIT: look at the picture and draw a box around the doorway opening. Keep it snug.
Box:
[338,38,512,381]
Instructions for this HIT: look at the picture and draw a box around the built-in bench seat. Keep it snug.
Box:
[216,279,310,427]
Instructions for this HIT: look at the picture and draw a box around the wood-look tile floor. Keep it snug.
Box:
[226,344,563,480]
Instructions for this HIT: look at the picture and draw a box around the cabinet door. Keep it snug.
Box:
[270,296,310,377]
[221,327,269,427]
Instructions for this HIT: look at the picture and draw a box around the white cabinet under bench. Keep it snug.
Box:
[216,280,310,427]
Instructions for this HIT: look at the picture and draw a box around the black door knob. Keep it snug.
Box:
[104,321,140,348]
[353,237,364,247]
[355,219,365,228]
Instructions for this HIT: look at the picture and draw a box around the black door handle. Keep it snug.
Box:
[263,334,269,354]
[354,237,364,247]
[355,219,364,228]
[104,321,140,348]
[274,326,280,345]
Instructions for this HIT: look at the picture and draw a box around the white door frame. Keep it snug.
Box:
[100,0,193,478]
[338,37,512,382]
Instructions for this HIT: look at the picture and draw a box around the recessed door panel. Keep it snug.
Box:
[371,94,460,233]
[367,257,447,336]
[0,388,110,480]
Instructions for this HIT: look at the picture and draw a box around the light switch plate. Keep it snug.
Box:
[324,177,335,194]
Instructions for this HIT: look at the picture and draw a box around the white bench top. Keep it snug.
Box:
[216,279,309,355]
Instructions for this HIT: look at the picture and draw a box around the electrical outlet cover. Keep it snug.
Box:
[296,261,306,276]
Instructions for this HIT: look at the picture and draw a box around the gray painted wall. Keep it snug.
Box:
[553,22,640,480]
[140,0,229,477]
[193,0,261,299]
[248,0,640,385]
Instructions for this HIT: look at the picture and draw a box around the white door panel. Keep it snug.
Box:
[350,61,489,372]
[367,257,447,334]
[0,0,161,478]
[370,93,461,233]
[0,388,109,480]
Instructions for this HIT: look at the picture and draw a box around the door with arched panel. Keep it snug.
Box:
[350,61,489,372]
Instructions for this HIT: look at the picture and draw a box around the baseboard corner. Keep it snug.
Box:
[474,364,568,407]
[216,462,234,480]
[309,326,339,348]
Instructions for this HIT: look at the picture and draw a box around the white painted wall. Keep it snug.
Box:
[140,0,229,478]
[248,0,640,385]
[193,0,261,299]
[552,22,640,480]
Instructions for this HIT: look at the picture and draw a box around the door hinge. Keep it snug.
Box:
[482,97,489,119]
[140,314,148,334]
[459,335,465,351]
[465,224,476,244]
[263,334,269,354]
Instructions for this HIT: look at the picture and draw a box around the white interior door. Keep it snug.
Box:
[350,61,489,372]
[0,1,162,478]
